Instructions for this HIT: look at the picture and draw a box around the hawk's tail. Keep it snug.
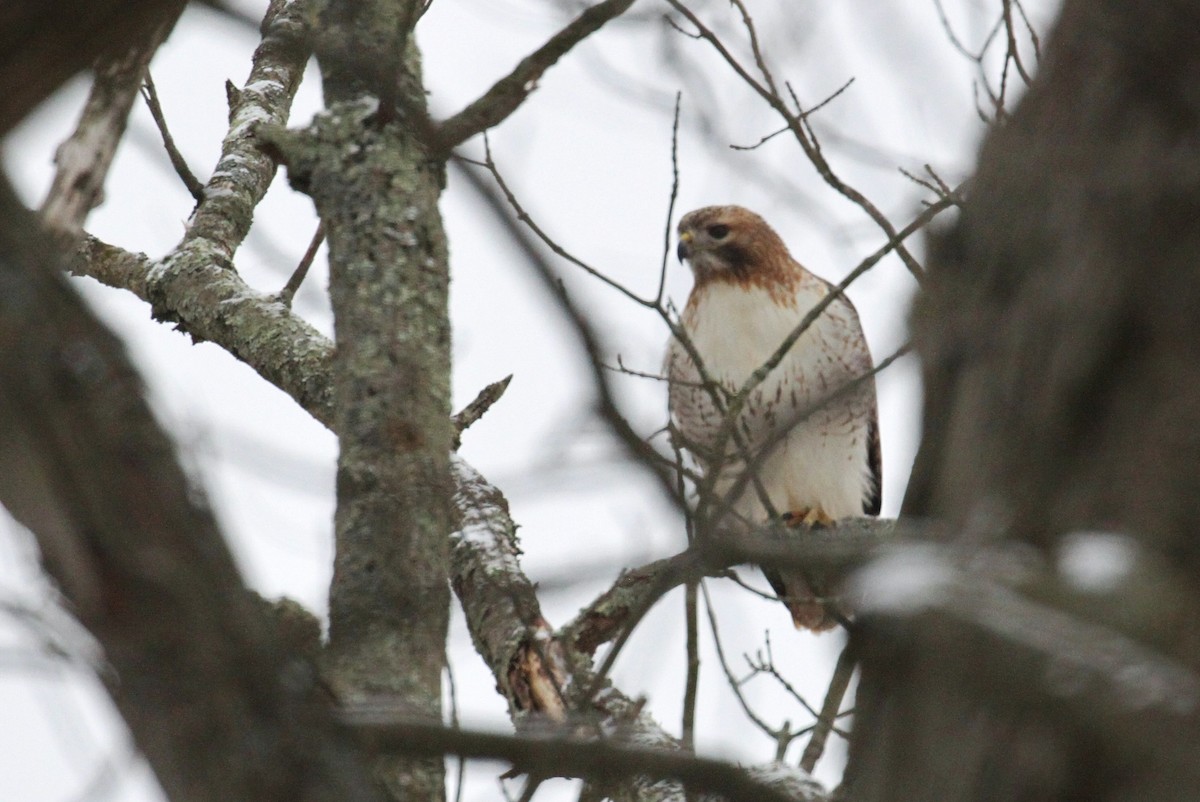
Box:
[787,599,841,632]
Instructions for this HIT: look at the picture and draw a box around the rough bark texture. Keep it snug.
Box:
[273,2,454,799]
[73,235,337,425]
[849,2,1200,799]
[152,0,311,294]
[0,178,378,802]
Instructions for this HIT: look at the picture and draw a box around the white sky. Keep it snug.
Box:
[0,1,1060,799]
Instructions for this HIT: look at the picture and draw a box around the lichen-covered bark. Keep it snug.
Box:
[267,3,454,798]
[151,0,311,314]
[321,103,452,799]
[180,0,310,253]
[73,236,337,426]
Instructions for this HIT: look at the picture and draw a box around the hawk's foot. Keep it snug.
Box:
[781,506,835,529]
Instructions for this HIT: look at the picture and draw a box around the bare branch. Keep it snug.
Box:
[179,0,311,254]
[452,374,514,449]
[343,709,817,802]
[141,73,205,202]
[665,0,926,280]
[435,0,637,151]
[654,92,684,307]
[1001,0,1035,86]
[681,581,700,752]
[71,235,337,428]
[39,12,180,231]
[728,0,779,97]
[278,220,326,307]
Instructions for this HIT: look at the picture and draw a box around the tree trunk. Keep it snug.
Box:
[848,1,1200,799]
[296,1,452,799]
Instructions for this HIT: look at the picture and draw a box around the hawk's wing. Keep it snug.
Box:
[823,277,882,517]
[864,410,882,516]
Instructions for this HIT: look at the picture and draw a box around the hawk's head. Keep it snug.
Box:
[676,205,794,287]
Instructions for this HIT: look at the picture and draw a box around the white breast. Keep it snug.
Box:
[667,280,876,523]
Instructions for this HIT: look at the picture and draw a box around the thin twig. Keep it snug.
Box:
[1001,0,1035,86]
[682,580,700,752]
[699,582,800,747]
[1013,0,1042,62]
[141,73,205,202]
[744,633,822,721]
[446,658,467,802]
[932,0,986,60]
[606,356,693,386]
[720,569,781,602]
[932,0,1027,124]
[729,0,780,98]
[654,92,684,307]
[729,126,789,152]
[479,136,653,308]
[729,77,855,152]
[278,221,325,307]
[666,0,926,282]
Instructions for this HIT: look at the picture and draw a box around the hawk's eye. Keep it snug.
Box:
[707,224,730,240]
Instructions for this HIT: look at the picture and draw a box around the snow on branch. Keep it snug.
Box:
[448,456,829,802]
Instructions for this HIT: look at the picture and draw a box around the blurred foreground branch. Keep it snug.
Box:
[0,176,377,802]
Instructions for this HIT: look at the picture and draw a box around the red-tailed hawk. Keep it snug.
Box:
[667,205,881,631]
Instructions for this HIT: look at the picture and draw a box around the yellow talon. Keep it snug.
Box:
[782,506,835,528]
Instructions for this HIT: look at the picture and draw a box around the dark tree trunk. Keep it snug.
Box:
[0,180,377,802]
[848,1,1200,799]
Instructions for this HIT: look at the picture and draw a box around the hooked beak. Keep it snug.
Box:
[676,231,693,263]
